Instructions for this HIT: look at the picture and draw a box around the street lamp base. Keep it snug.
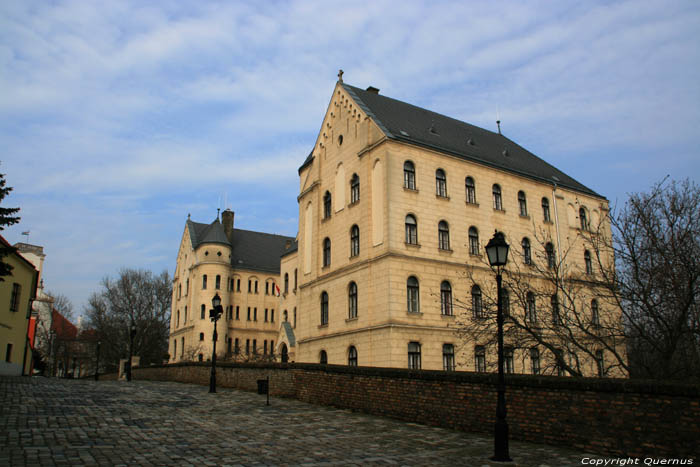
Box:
[492,419,512,462]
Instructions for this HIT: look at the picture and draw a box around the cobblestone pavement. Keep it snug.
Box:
[1,376,599,466]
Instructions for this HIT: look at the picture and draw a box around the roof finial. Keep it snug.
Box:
[187,213,191,220]
[337,69,344,83]
[497,120,502,135]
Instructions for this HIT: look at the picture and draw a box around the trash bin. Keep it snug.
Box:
[257,379,268,395]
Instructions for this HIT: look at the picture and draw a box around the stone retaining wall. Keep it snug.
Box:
[132,362,699,458]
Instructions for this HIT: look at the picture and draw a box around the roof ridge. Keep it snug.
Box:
[233,227,295,240]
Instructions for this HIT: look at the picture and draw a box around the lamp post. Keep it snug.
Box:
[209,293,224,393]
[94,340,101,381]
[127,321,136,382]
[485,230,511,462]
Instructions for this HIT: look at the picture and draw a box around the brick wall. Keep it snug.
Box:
[132,362,699,458]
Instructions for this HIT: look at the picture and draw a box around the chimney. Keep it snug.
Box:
[222,209,234,243]
[366,86,380,94]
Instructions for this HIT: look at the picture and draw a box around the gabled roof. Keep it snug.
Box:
[337,83,601,198]
[51,309,77,340]
[186,219,294,274]
[231,228,295,273]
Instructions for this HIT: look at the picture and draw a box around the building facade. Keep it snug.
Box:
[169,211,295,363]
[170,78,624,377]
[0,235,38,376]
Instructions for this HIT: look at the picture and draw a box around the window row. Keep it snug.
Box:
[321,225,361,268]
[282,269,298,295]
[474,345,606,376]
[317,342,456,371]
[403,161,592,230]
[198,275,279,295]
[405,215,481,255]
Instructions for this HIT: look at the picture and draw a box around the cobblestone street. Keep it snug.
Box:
[1,376,597,466]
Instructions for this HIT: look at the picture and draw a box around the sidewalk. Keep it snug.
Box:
[0,376,599,466]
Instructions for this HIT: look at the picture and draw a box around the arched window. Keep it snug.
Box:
[551,294,560,326]
[405,214,418,244]
[350,225,360,257]
[591,299,600,327]
[443,344,455,371]
[404,161,416,190]
[202,274,207,290]
[469,226,479,255]
[438,220,450,250]
[348,346,358,366]
[501,287,510,317]
[350,173,360,203]
[465,176,476,204]
[408,342,421,369]
[474,345,486,372]
[320,350,328,364]
[283,309,288,322]
[472,285,483,318]
[530,348,541,375]
[504,347,514,374]
[348,281,358,319]
[320,292,329,325]
[323,191,332,219]
[284,273,289,294]
[176,310,180,327]
[518,191,528,216]
[440,281,452,316]
[584,250,593,274]
[407,276,420,313]
[493,184,502,210]
[522,237,532,265]
[542,197,551,222]
[435,169,447,197]
[215,275,221,290]
[579,207,589,230]
[546,242,556,269]
[526,291,537,323]
[323,237,331,267]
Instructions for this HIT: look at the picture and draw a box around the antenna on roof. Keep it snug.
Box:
[496,104,502,135]
[337,69,344,83]
[217,208,220,220]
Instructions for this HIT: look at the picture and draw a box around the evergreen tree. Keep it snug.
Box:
[0,170,21,280]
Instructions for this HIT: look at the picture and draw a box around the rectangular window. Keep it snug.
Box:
[265,282,269,295]
[254,308,257,321]
[255,281,258,294]
[236,306,240,320]
[271,309,275,322]
[270,340,275,354]
[246,339,250,355]
[236,278,240,292]
[202,275,207,290]
[504,347,514,374]
[234,338,239,354]
[263,340,268,355]
[475,346,486,372]
[248,279,251,293]
[10,283,21,312]
[5,343,12,362]
[247,307,251,321]
[265,308,268,322]
[253,339,257,354]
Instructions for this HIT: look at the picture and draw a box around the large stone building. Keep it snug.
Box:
[171,77,622,377]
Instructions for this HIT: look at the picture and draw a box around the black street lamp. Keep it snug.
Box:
[209,293,224,393]
[127,321,136,382]
[485,230,511,462]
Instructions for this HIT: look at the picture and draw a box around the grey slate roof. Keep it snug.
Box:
[282,321,296,347]
[309,83,600,198]
[187,220,294,274]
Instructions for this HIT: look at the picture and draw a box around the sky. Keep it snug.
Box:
[2,0,699,317]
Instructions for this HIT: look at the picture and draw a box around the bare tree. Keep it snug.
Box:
[455,178,699,381]
[84,268,171,372]
[46,291,74,322]
[611,178,700,379]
